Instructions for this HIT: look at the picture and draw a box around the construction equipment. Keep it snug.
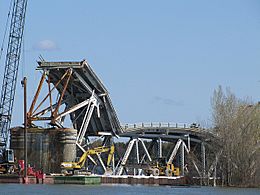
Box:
[0,0,28,168]
[145,157,180,177]
[0,149,15,174]
[61,145,114,175]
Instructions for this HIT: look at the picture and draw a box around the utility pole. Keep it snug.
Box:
[21,77,27,183]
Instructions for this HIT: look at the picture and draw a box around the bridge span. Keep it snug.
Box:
[115,122,218,184]
[120,122,214,143]
[25,59,219,185]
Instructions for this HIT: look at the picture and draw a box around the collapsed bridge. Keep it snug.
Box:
[11,59,219,184]
[30,60,122,136]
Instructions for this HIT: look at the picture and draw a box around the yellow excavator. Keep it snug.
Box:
[146,157,179,177]
[61,145,114,175]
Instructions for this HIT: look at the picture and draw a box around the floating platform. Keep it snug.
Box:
[0,174,188,186]
[0,174,53,184]
[54,175,101,185]
[0,174,23,183]
[101,175,188,186]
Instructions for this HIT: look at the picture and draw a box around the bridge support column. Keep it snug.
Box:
[201,142,206,185]
[136,140,140,164]
[135,140,140,175]
[158,138,162,158]
[116,138,136,175]
[180,140,185,176]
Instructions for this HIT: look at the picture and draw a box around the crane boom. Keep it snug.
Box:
[0,0,28,149]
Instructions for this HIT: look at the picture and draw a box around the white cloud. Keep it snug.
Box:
[154,96,184,106]
[33,40,59,51]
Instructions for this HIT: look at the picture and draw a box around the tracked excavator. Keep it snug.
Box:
[61,145,114,175]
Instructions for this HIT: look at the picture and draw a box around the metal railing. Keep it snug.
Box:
[120,122,217,137]
[121,122,199,130]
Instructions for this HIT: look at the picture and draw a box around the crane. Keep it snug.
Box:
[0,0,28,166]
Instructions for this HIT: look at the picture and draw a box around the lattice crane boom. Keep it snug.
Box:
[0,0,28,149]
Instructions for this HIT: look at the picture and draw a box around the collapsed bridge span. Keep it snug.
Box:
[28,60,122,136]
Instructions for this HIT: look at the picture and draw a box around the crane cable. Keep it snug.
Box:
[0,0,14,62]
[22,29,25,78]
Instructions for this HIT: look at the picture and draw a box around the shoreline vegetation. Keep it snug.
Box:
[210,86,260,187]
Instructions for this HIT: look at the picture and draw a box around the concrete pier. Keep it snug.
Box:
[10,127,77,173]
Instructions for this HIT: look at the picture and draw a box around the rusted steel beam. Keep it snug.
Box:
[28,72,46,117]
[29,117,52,121]
[32,102,60,118]
[52,69,72,119]
[48,74,53,115]
[31,70,69,116]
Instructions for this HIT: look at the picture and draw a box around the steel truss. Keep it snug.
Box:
[115,135,218,184]
[27,62,119,173]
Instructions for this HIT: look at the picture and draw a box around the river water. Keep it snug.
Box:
[0,184,259,195]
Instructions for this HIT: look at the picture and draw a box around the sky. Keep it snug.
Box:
[0,0,260,128]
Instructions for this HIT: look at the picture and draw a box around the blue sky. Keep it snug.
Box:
[0,0,260,127]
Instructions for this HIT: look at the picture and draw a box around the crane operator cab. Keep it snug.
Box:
[5,149,15,163]
[0,149,15,174]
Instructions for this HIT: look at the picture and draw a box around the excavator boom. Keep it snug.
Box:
[61,145,114,173]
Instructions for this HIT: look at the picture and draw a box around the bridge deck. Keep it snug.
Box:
[37,60,122,135]
[120,122,215,143]
[36,60,214,143]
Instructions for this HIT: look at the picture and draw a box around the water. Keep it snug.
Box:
[0,184,259,195]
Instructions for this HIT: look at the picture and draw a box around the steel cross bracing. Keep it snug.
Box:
[115,138,152,176]
[27,60,121,172]
[27,60,122,137]
[0,0,28,148]
[26,59,219,179]
[76,91,100,152]
[114,132,218,179]
[115,138,190,176]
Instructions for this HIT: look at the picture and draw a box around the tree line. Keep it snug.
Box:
[211,86,260,187]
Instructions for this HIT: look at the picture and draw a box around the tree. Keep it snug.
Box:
[211,86,260,187]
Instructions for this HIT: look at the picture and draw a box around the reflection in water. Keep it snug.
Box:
[0,184,259,195]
